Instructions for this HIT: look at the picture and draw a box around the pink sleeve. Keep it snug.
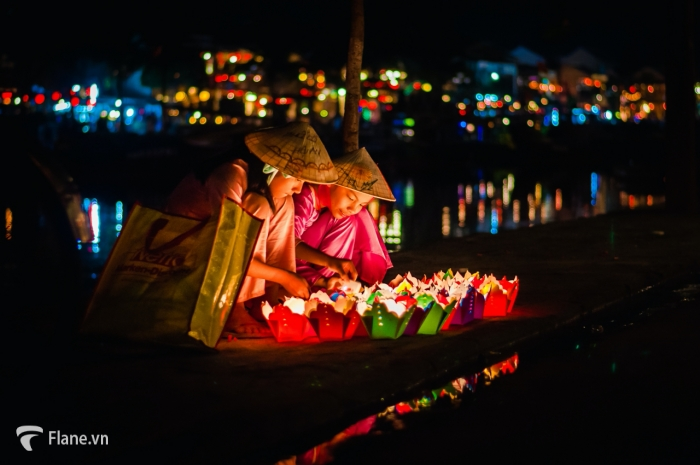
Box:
[205,159,248,213]
[293,184,318,240]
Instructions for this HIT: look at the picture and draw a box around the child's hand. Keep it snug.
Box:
[328,258,358,281]
[282,272,310,299]
[326,276,344,291]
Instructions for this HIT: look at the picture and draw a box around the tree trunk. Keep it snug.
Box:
[342,0,364,153]
[665,0,698,213]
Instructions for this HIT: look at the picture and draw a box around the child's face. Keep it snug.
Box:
[328,185,374,219]
[269,175,304,198]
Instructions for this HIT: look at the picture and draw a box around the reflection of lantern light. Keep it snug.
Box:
[503,180,510,206]
[442,207,450,237]
[528,194,535,222]
[513,199,520,224]
[647,195,653,206]
[479,181,486,199]
[465,185,473,205]
[478,200,485,224]
[555,189,562,211]
[491,206,498,234]
[405,180,415,208]
[535,184,542,206]
[486,182,494,198]
[5,208,12,240]
[591,172,598,206]
[458,199,466,227]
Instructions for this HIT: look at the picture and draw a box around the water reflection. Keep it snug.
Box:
[284,354,519,465]
[377,173,663,250]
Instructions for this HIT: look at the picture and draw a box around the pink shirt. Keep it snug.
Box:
[293,184,392,286]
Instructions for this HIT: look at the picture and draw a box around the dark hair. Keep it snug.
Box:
[191,132,276,213]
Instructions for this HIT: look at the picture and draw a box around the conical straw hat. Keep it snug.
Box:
[332,147,395,201]
[244,122,338,184]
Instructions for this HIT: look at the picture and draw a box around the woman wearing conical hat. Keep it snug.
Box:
[293,147,395,289]
[166,121,338,336]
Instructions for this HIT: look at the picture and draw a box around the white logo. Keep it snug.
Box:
[17,425,43,451]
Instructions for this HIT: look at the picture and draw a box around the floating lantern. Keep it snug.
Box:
[262,299,316,342]
[358,299,416,339]
[403,294,457,336]
[308,303,363,341]
[442,285,485,327]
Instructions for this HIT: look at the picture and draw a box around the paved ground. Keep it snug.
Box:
[6,208,700,464]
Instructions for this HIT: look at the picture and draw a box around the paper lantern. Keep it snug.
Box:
[499,276,520,313]
[262,300,316,342]
[442,286,485,327]
[404,296,457,336]
[358,299,416,339]
[308,303,363,341]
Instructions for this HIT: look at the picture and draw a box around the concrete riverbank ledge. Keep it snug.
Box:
[8,209,700,464]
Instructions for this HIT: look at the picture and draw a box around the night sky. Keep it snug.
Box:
[1,1,694,81]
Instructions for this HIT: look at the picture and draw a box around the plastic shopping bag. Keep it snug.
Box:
[80,198,261,348]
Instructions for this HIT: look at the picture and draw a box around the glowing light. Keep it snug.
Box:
[479,181,486,199]
[189,116,196,124]
[513,102,521,110]
[229,56,238,63]
[540,98,548,105]
[405,180,415,208]
[367,89,378,98]
[503,180,510,207]
[476,93,484,101]
[442,94,451,102]
[320,110,328,117]
[491,72,500,80]
[642,103,650,113]
[175,91,186,102]
[258,110,266,117]
[527,119,534,127]
[199,117,207,124]
[203,52,211,60]
[360,71,368,80]
[466,123,475,133]
[115,99,122,107]
[245,93,257,102]
[535,183,542,206]
[199,90,210,102]
[89,199,100,244]
[528,194,536,222]
[259,97,268,105]
[555,189,562,211]
[605,110,613,119]
[486,182,494,198]
[215,116,223,124]
[466,185,473,204]
[125,108,135,117]
[403,118,415,127]
[490,206,499,234]
[513,199,520,224]
[301,107,309,115]
[502,117,510,126]
[253,75,262,82]
[647,85,654,93]
[442,207,450,237]
[478,199,485,223]
[238,74,246,81]
[193,111,202,119]
[338,88,346,96]
[34,94,45,104]
[591,172,598,206]
[421,83,432,92]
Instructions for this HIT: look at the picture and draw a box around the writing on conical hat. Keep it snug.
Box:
[245,122,338,184]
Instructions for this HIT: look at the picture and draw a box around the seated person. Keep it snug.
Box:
[293,147,395,290]
[166,122,338,336]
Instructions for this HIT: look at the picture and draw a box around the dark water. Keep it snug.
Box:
[274,275,700,464]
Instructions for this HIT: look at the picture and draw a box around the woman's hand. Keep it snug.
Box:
[281,272,310,299]
[327,258,358,281]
